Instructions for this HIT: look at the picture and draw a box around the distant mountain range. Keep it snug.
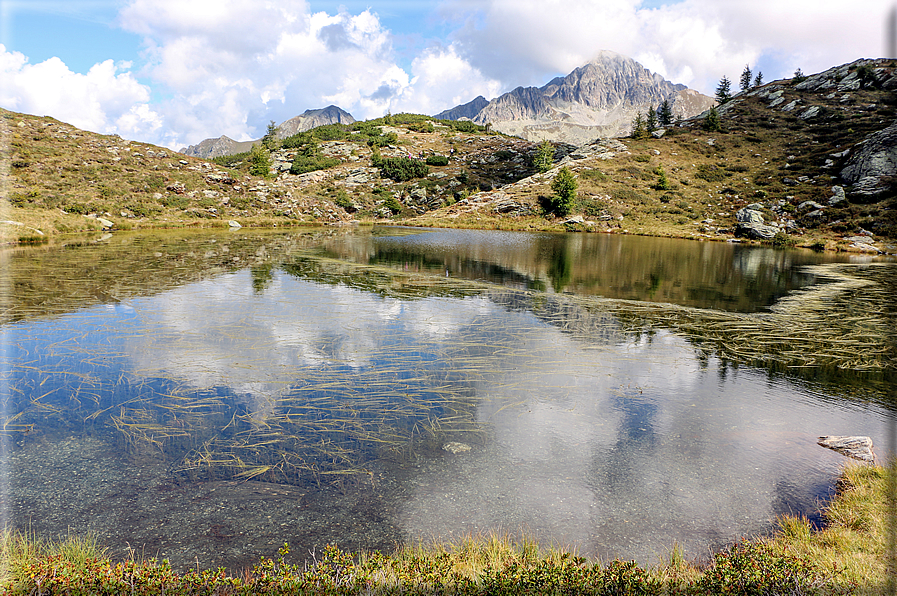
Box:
[181,51,714,157]
[180,105,355,158]
[436,50,715,144]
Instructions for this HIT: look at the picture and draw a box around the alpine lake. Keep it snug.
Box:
[1,226,894,572]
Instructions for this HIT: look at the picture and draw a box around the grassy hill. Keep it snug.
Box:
[2,59,895,253]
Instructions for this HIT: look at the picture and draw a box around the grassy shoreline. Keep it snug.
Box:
[2,462,891,595]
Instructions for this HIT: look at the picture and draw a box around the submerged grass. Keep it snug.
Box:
[1,462,887,594]
[1,252,894,491]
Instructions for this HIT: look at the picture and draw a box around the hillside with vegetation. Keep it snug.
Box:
[1,58,895,253]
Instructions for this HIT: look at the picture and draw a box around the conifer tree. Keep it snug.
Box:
[646,106,657,133]
[703,105,721,132]
[262,120,278,150]
[658,99,674,126]
[740,65,753,91]
[533,140,554,173]
[550,167,577,216]
[630,113,648,139]
[753,71,764,87]
[655,166,670,190]
[793,68,806,83]
[249,144,272,178]
[715,76,732,105]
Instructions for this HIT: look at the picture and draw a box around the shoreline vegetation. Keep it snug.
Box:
[1,462,892,595]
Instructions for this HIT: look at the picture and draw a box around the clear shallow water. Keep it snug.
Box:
[0,228,893,571]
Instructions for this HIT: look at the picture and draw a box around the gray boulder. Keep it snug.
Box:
[798,200,825,211]
[841,120,897,197]
[826,185,846,206]
[735,207,778,240]
[817,436,874,462]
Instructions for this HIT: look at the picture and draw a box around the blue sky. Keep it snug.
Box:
[1,0,892,149]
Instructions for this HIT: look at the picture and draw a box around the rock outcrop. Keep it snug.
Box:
[436,51,714,143]
[840,119,897,198]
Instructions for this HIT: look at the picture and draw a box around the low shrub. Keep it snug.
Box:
[425,155,449,166]
[579,169,607,182]
[695,541,827,596]
[695,164,729,182]
[290,155,340,175]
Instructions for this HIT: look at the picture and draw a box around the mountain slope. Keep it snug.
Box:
[434,96,489,121]
[439,50,714,143]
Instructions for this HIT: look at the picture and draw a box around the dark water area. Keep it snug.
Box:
[0,227,893,572]
[318,228,858,312]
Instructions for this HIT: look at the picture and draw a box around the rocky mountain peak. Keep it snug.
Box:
[180,105,355,158]
[436,50,712,144]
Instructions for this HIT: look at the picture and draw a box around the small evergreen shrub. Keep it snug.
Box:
[425,155,449,166]
[382,195,403,213]
[377,157,429,182]
[654,166,671,190]
[579,169,607,183]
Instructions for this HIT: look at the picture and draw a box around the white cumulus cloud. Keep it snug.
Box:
[438,0,893,95]
[0,44,161,139]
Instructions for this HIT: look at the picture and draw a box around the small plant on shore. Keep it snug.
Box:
[694,540,831,596]
[772,231,796,247]
[382,194,403,214]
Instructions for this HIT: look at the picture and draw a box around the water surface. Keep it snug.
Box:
[0,228,893,570]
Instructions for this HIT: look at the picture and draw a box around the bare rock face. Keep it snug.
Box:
[437,50,713,143]
[817,436,875,462]
[841,119,897,198]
